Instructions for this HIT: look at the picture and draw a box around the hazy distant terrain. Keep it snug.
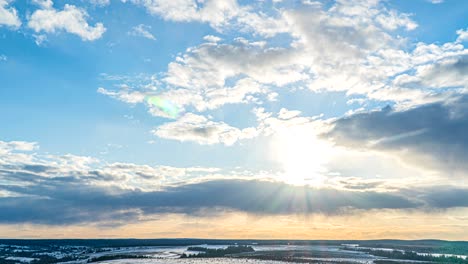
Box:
[0,239,467,264]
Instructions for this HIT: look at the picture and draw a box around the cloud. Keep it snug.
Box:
[97,87,146,104]
[418,186,468,208]
[129,24,156,40]
[96,0,468,150]
[324,96,468,173]
[276,1,428,102]
[0,139,219,191]
[2,139,468,226]
[101,0,458,110]
[164,39,304,89]
[124,0,239,27]
[0,173,420,225]
[393,55,468,89]
[28,4,106,41]
[102,39,302,115]
[457,28,468,43]
[99,74,270,117]
[375,10,417,31]
[32,0,53,9]
[123,0,287,36]
[0,0,21,28]
[5,171,468,226]
[203,35,222,43]
[201,78,267,110]
[89,0,110,6]
[278,108,301,120]
[152,113,258,145]
[0,146,38,166]
[148,105,322,146]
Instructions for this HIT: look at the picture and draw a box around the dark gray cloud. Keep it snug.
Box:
[0,168,421,225]
[419,187,468,208]
[1,163,467,226]
[324,96,468,172]
[337,179,383,190]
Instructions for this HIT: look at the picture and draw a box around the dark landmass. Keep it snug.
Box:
[374,261,432,264]
[0,239,467,263]
[346,248,468,264]
[182,245,254,258]
[88,254,150,262]
[352,240,468,256]
[0,239,466,254]
[232,250,366,263]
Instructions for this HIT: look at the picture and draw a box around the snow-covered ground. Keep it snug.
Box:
[417,252,467,260]
[5,256,38,263]
[92,258,292,264]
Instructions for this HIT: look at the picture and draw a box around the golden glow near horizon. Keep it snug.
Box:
[2,209,468,240]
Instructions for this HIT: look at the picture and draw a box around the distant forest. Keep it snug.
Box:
[352,248,468,264]
[182,245,255,258]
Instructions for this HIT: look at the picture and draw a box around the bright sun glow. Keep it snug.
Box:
[272,126,334,186]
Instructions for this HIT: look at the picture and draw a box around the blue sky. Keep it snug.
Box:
[1,0,468,239]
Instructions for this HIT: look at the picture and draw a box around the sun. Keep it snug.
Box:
[271,126,333,186]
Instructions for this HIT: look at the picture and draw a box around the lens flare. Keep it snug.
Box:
[146,96,179,118]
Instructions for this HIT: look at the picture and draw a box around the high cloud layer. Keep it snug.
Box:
[94,0,468,146]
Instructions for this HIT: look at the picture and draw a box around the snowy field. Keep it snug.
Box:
[94,258,301,264]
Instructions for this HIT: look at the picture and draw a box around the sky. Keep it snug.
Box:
[0,0,468,240]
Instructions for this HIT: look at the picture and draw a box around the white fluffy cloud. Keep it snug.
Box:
[281,1,414,93]
[113,38,304,116]
[152,113,258,145]
[129,24,156,40]
[124,0,239,26]
[98,0,468,150]
[98,75,271,118]
[156,0,431,106]
[203,35,222,43]
[28,3,106,41]
[457,28,468,43]
[0,0,21,28]
[411,55,468,89]
[89,0,110,6]
[165,39,306,89]
[101,0,434,113]
[0,140,38,154]
[0,139,224,191]
[97,87,146,104]
[124,0,288,36]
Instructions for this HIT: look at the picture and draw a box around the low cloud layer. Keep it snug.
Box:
[1,153,468,226]
[0,175,418,225]
[1,138,468,227]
